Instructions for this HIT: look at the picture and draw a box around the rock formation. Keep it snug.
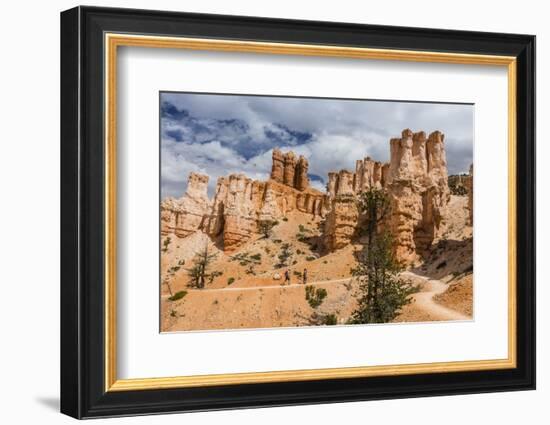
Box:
[162,129,457,263]
[324,129,451,263]
[353,157,384,192]
[283,151,297,187]
[465,164,473,225]
[160,172,210,238]
[207,174,259,251]
[162,151,325,252]
[270,149,285,183]
[385,129,450,264]
[324,157,389,251]
[271,149,309,191]
[295,155,309,191]
[324,170,360,251]
[324,195,359,251]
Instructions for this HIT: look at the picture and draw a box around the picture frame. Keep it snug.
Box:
[60,5,535,419]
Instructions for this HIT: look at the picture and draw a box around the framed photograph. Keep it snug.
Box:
[60,6,535,419]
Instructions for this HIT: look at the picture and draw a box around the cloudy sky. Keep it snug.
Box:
[160,92,473,199]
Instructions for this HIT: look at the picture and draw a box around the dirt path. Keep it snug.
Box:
[401,272,470,321]
[161,277,352,298]
[164,273,469,322]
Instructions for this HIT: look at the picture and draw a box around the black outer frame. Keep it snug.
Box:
[60,5,536,419]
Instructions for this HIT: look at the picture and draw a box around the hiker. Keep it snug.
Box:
[284,269,291,285]
[303,268,308,285]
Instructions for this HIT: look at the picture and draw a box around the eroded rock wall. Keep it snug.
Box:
[160,172,211,238]
[324,159,388,252]
[162,131,455,264]
[324,128,451,264]
[162,150,325,252]
[323,195,359,251]
[271,149,310,191]
[385,129,450,264]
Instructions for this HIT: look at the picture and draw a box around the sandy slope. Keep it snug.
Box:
[397,272,470,322]
[433,274,473,317]
[160,195,473,331]
[161,278,360,332]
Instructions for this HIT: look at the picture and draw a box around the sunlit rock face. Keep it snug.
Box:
[324,194,359,251]
[271,149,310,192]
[161,130,454,264]
[384,129,450,264]
[160,172,211,238]
[323,129,451,264]
[162,150,325,252]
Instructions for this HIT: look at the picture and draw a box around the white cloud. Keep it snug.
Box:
[161,93,473,199]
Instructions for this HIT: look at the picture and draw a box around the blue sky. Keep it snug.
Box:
[160,92,473,199]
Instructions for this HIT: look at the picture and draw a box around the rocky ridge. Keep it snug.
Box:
[161,128,468,264]
[161,152,327,252]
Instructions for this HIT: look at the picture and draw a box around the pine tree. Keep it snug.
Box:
[187,244,218,289]
[258,219,278,238]
[162,260,185,296]
[278,243,293,267]
[349,188,417,324]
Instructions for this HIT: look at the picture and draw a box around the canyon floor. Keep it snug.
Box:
[160,195,473,332]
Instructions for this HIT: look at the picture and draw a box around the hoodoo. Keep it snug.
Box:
[162,128,457,263]
[323,128,451,263]
[162,150,326,252]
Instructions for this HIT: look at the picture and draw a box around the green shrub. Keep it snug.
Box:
[296,232,308,242]
[323,314,338,325]
[232,252,261,276]
[162,237,172,253]
[306,256,316,262]
[305,286,327,308]
[227,277,235,286]
[278,243,293,267]
[258,219,278,238]
[168,290,187,301]
[209,270,223,284]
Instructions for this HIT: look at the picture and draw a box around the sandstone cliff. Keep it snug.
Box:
[160,172,210,238]
[323,129,451,263]
[323,194,359,251]
[385,129,450,264]
[324,158,387,251]
[161,151,326,252]
[270,149,310,191]
[162,128,460,264]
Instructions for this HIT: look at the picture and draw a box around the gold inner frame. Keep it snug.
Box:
[104,33,517,392]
